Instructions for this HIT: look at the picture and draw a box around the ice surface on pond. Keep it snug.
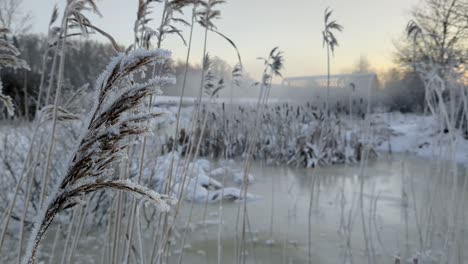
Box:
[155,155,468,264]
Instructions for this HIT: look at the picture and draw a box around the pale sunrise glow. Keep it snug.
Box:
[24,0,420,78]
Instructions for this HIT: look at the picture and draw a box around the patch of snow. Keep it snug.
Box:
[371,112,468,165]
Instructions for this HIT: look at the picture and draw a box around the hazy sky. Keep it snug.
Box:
[22,0,422,79]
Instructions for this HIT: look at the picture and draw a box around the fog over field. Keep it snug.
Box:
[0,0,467,264]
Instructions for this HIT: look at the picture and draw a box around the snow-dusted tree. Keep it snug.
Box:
[0,26,29,117]
[0,0,32,35]
[392,0,466,116]
[0,84,13,116]
[406,20,467,130]
[396,0,467,71]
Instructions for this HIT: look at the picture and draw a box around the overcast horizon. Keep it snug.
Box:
[22,0,421,79]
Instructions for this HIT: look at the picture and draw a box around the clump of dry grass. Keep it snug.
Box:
[22,48,176,264]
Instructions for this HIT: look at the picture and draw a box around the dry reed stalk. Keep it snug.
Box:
[111,144,130,263]
[40,0,105,207]
[322,8,343,115]
[0,96,79,256]
[67,197,90,264]
[123,2,192,261]
[49,224,61,263]
[17,134,44,264]
[165,4,243,243]
[39,5,71,207]
[0,145,34,254]
[176,108,211,264]
[59,208,78,264]
[235,47,283,264]
[35,6,59,114]
[167,1,197,202]
[152,11,198,257]
[43,39,59,107]
[169,0,226,162]
[102,198,116,264]
[161,56,224,263]
[135,200,146,264]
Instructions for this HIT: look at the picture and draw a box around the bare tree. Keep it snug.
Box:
[396,0,467,69]
[0,0,32,35]
[353,55,372,73]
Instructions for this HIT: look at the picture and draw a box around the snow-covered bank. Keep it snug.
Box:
[371,112,468,165]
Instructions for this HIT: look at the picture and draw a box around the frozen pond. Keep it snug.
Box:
[35,154,468,264]
[169,154,468,264]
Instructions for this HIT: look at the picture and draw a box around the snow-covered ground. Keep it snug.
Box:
[370,112,468,165]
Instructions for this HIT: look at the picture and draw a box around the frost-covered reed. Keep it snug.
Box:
[22,48,176,264]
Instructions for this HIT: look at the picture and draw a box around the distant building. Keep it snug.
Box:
[162,72,381,113]
[277,73,380,111]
